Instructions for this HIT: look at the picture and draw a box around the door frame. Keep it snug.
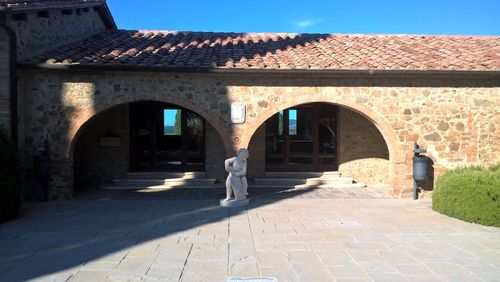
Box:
[129,102,206,172]
[266,103,339,171]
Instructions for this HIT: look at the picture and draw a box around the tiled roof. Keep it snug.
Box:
[0,0,104,11]
[23,30,500,72]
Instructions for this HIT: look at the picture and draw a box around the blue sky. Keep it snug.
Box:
[107,0,499,35]
[164,109,177,127]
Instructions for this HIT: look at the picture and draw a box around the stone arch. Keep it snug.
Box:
[67,96,232,161]
[243,97,404,194]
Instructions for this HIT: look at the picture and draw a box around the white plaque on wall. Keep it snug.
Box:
[231,103,246,124]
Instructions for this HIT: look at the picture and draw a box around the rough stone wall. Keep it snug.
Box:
[73,104,129,193]
[247,123,266,179]
[205,122,226,182]
[7,9,106,58]
[338,108,390,185]
[0,28,10,133]
[18,69,500,198]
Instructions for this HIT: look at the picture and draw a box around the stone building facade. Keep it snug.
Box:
[2,0,499,199]
[9,5,108,58]
[1,0,115,135]
[17,70,499,198]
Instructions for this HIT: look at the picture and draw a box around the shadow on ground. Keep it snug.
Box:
[0,186,325,280]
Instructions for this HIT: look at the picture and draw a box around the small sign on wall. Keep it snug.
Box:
[231,103,246,124]
[99,136,122,148]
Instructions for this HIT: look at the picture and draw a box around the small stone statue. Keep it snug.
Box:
[220,148,250,207]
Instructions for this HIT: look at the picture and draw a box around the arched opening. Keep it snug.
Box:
[129,101,205,172]
[264,103,339,171]
[249,102,391,186]
[73,101,226,194]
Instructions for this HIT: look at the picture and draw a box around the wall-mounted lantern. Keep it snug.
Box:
[412,142,429,200]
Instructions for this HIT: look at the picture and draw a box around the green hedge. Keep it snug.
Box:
[432,165,500,227]
[0,129,21,223]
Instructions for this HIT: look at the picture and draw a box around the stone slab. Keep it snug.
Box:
[0,192,498,282]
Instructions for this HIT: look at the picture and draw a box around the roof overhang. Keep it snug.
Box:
[17,62,500,79]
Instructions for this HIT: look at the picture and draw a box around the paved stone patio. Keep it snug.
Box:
[0,187,499,282]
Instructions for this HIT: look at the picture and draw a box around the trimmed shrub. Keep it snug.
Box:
[0,129,21,223]
[432,165,500,227]
[488,163,500,173]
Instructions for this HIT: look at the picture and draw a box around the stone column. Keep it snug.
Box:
[0,28,11,134]
[48,157,74,200]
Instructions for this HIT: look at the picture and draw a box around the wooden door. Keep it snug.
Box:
[265,103,338,171]
[130,102,205,171]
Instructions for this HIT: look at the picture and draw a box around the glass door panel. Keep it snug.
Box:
[130,102,205,171]
[186,112,204,167]
[265,103,338,171]
[130,102,156,170]
[265,110,285,165]
[288,107,314,165]
[318,105,337,166]
[156,108,183,169]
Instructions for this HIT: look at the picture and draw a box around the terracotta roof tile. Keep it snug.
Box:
[23,30,500,72]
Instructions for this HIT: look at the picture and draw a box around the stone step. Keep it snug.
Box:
[112,179,164,187]
[321,171,343,177]
[296,183,367,189]
[249,182,366,189]
[254,173,349,186]
[102,184,225,190]
[104,182,366,190]
[264,171,323,178]
[264,171,341,179]
[254,178,307,185]
[152,184,224,189]
[254,178,357,186]
[305,177,354,185]
[126,171,206,179]
[112,178,216,187]
[163,178,217,186]
[249,184,301,189]
[102,185,150,190]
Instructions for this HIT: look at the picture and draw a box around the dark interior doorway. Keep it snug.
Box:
[130,101,205,171]
[265,103,338,171]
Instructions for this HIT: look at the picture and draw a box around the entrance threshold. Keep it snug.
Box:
[102,171,224,190]
[250,171,365,189]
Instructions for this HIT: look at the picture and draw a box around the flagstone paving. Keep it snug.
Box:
[0,188,499,282]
